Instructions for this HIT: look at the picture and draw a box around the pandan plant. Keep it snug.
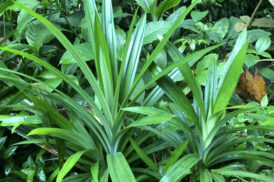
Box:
[125,28,274,181]
[1,0,273,181]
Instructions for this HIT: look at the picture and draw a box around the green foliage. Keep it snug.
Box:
[0,0,273,181]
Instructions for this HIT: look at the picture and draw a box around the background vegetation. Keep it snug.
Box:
[0,0,273,181]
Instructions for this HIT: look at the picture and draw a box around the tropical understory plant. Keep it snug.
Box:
[0,0,273,181]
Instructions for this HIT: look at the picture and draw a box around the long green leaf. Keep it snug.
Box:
[160,154,199,182]
[129,44,221,108]
[0,47,113,139]
[93,13,114,113]
[0,67,111,153]
[107,152,136,182]
[12,1,113,126]
[121,0,200,108]
[212,169,274,182]
[204,57,217,118]
[129,137,158,171]
[165,139,189,171]
[120,15,146,101]
[28,128,95,150]
[213,28,248,113]
[157,76,200,131]
[154,0,182,17]
[200,169,212,182]
[113,7,139,120]
[91,162,99,182]
[128,114,175,128]
[0,0,13,14]
[102,0,118,84]
[166,42,206,121]
[123,106,169,115]
[57,151,86,182]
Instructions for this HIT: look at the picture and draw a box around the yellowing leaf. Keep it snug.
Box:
[234,22,246,32]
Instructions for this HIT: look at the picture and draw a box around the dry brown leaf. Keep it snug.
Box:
[252,68,266,102]
[245,69,254,95]
[234,22,246,32]
[236,68,266,102]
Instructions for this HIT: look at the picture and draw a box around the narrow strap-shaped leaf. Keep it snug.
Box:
[204,58,217,118]
[212,169,274,182]
[127,113,174,128]
[209,150,274,166]
[120,14,146,101]
[122,106,169,115]
[107,152,136,182]
[49,168,59,182]
[0,67,111,153]
[200,169,213,182]
[100,169,109,182]
[121,0,200,108]
[91,161,99,182]
[140,125,182,147]
[0,47,113,142]
[160,154,200,182]
[165,139,189,171]
[154,0,182,18]
[213,28,248,113]
[129,137,158,171]
[94,13,114,113]
[166,42,206,121]
[127,44,221,109]
[102,0,118,84]
[82,0,97,54]
[115,44,221,133]
[211,173,225,182]
[157,76,201,132]
[113,7,139,119]
[57,151,86,182]
[12,1,113,126]
[28,128,95,150]
[0,0,13,14]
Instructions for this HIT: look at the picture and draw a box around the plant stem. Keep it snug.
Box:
[258,59,274,62]
[247,0,264,27]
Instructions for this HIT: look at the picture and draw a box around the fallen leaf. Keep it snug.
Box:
[252,68,266,102]
[236,68,266,102]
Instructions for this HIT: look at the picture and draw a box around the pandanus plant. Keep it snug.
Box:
[1,0,272,181]
[127,29,274,181]
[0,0,222,181]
